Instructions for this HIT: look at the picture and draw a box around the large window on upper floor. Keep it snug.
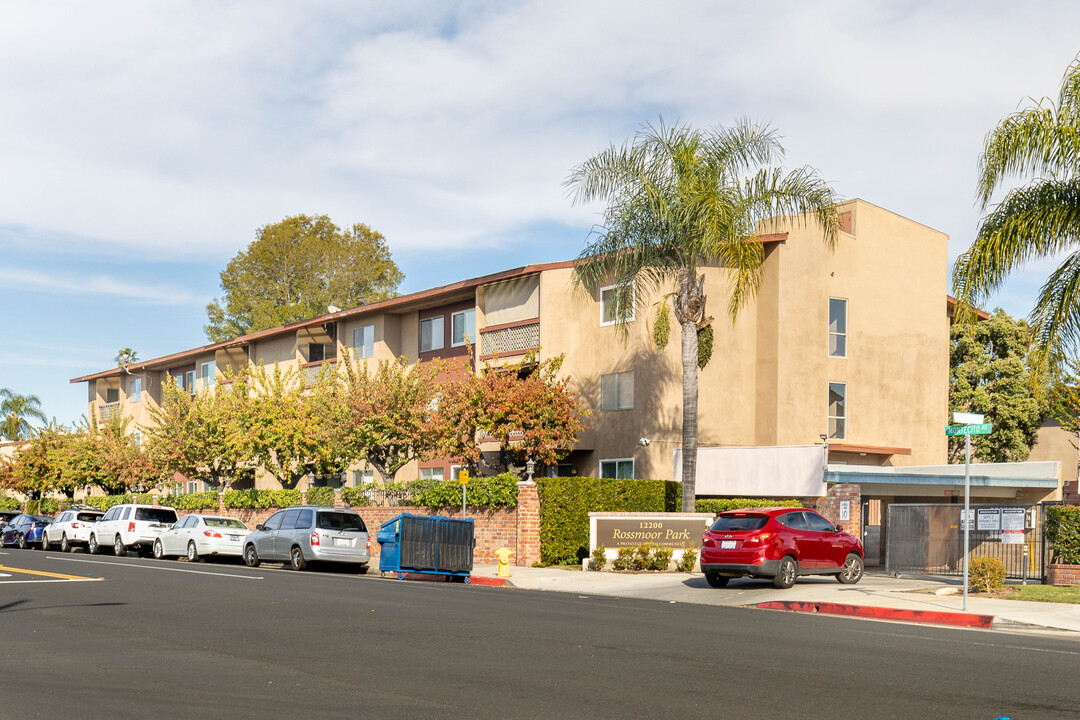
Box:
[601,371,634,411]
[128,376,142,402]
[451,309,476,347]
[600,459,634,479]
[828,382,847,440]
[420,316,444,352]
[600,284,635,326]
[829,298,847,358]
[353,324,375,359]
[199,361,216,389]
[105,388,120,404]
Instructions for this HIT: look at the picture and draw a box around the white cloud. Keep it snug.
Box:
[0,267,196,305]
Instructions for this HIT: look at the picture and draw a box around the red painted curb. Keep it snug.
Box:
[754,601,994,629]
[468,576,507,587]
[392,572,506,587]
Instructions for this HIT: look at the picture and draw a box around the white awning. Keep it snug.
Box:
[674,445,826,498]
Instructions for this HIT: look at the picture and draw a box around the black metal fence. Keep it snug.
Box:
[885,502,1058,581]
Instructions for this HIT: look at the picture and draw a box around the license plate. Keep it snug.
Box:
[229,535,239,542]
[721,540,736,549]
[333,537,350,547]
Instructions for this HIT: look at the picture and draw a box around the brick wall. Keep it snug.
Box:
[1047,564,1080,586]
[801,483,862,538]
[515,481,540,566]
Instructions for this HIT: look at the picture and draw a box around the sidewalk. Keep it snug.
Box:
[470,564,1080,635]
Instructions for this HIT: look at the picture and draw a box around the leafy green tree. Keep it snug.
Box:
[435,354,588,475]
[146,374,250,489]
[567,119,838,511]
[949,309,1047,463]
[334,353,443,483]
[205,215,404,342]
[952,58,1080,376]
[80,414,162,494]
[241,364,342,489]
[0,388,48,441]
[114,348,139,367]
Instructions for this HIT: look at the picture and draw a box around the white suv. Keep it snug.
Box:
[41,508,104,552]
[89,504,179,557]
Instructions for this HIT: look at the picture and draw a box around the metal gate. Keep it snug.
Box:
[885,503,1057,581]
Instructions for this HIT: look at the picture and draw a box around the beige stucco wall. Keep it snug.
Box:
[1029,420,1077,494]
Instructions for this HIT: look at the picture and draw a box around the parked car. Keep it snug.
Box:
[243,506,370,572]
[41,508,105,552]
[0,514,53,549]
[700,507,864,589]
[0,509,21,527]
[89,504,179,557]
[154,515,251,562]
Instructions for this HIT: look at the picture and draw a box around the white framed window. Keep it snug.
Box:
[829,298,847,358]
[828,382,847,440]
[353,324,375,359]
[184,370,195,395]
[419,467,444,481]
[420,317,444,352]
[451,309,476,347]
[600,284,635,326]
[600,459,634,479]
[128,376,142,402]
[185,480,200,494]
[351,469,374,487]
[200,360,216,389]
[450,465,463,481]
[600,371,634,411]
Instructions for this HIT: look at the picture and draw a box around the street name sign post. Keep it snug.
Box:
[947,413,991,610]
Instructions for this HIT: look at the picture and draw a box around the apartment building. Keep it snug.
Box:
[71,199,955,493]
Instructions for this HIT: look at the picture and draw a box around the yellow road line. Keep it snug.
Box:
[0,564,98,580]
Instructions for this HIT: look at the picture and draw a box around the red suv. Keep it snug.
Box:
[700,507,864,589]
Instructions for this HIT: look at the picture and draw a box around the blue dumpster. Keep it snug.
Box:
[378,513,475,580]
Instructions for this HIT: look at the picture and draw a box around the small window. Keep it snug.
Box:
[419,467,444,481]
[200,361,216,389]
[600,284,635,326]
[185,480,198,494]
[120,507,132,520]
[352,469,374,488]
[828,382,847,440]
[105,388,120,403]
[184,370,195,394]
[451,309,476,347]
[308,344,326,363]
[353,324,375,359]
[829,298,847,358]
[600,371,634,411]
[420,317,444,352]
[294,509,314,529]
[805,512,835,533]
[600,459,634,479]
[263,511,285,531]
[128,376,142,402]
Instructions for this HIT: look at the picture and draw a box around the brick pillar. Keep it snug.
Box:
[515,481,540,566]
[334,488,347,508]
[218,492,226,514]
[300,489,307,505]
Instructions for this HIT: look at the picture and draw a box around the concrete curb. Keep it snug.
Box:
[754,600,995,629]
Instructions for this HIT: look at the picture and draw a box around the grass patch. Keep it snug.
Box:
[986,585,1080,604]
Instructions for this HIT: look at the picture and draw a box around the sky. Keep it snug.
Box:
[2,0,1080,428]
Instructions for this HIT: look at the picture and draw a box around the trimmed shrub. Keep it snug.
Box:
[650,546,673,571]
[696,498,802,516]
[676,548,698,572]
[612,546,637,571]
[305,486,335,507]
[0,495,20,511]
[410,474,520,509]
[340,486,372,507]
[170,492,220,511]
[1046,505,1080,565]
[968,555,1006,593]
[590,545,607,571]
[82,495,134,510]
[537,477,679,564]
[223,488,302,509]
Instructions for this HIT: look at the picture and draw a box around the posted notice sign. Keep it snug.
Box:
[1001,508,1026,544]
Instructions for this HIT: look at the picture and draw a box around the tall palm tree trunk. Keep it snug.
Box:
[681,316,699,513]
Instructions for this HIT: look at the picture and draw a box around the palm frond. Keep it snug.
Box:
[1029,250,1080,378]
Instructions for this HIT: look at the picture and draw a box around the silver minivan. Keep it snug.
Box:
[243,506,370,572]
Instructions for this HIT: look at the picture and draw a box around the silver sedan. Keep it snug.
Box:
[153,514,251,562]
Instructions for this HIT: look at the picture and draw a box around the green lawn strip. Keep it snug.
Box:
[994,585,1080,604]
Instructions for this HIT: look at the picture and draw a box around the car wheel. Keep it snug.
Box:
[113,535,127,557]
[88,534,100,555]
[153,539,165,560]
[290,546,307,571]
[773,556,798,589]
[244,544,260,568]
[187,541,200,563]
[705,572,729,588]
[60,534,71,553]
[837,553,864,585]
[17,533,27,550]
[38,534,48,550]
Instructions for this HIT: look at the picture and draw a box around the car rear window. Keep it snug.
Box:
[205,518,247,530]
[135,508,179,523]
[76,513,103,522]
[317,512,366,532]
[711,514,768,532]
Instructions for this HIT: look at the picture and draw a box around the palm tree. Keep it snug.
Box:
[114,348,139,367]
[567,119,839,512]
[0,388,49,441]
[952,58,1080,374]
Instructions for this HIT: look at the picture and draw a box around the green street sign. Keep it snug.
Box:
[945,423,992,436]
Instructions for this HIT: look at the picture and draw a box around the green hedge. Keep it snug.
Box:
[223,489,303,509]
[1046,506,1080,564]
[170,492,220,510]
[340,487,372,507]
[305,486,336,507]
[0,495,19,511]
[537,477,680,565]
[409,474,519,509]
[696,498,802,516]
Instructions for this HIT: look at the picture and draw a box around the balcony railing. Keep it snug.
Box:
[480,319,540,359]
[98,402,120,422]
[304,359,338,385]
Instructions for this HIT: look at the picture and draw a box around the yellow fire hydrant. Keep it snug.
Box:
[496,547,514,577]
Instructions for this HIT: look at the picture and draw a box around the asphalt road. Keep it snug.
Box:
[2,547,1079,719]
